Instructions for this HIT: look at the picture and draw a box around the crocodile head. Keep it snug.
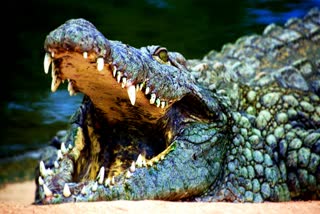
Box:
[36,18,230,204]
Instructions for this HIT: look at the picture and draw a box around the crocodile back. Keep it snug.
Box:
[189,7,320,95]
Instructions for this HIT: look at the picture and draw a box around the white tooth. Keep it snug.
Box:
[92,181,98,192]
[113,66,117,77]
[50,60,55,78]
[125,170,132,178]
[156,98,161,107]
[57,150,63,160]
[150,94,156,104]
[121,77,127,88]
[97,57,104,71]
[61,142,68,154]
[145,87,150,95]
[97,166,105,184]
[139,82,144,91]
[161,101,166,109]
[67,80,76,96]
[63,183,71,197]
[81,186,87,195]
[136,154,143,168]
[111,176,115,185]
[54,161,59,168]
[51,76,61,92]
[43,184,53,197]
[136,84,140,91]
[116,72,122,83]
[39,161,47,177]
[51,52,55,58]
[129,161,136,172]
[38,176,44,185]
[68,144,73,150]
[83,52,88,59]
[46,168,53,176]
[44,53,52,74]
[104,178,110,187]
[127,85,136,105]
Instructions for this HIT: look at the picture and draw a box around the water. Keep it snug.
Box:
[3,0,320,185]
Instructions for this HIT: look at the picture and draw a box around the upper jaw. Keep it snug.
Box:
[43,18,193,124]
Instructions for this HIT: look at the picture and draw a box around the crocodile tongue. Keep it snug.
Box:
[43,50,168,125]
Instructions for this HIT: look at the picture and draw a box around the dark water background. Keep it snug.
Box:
[2,0,319,185]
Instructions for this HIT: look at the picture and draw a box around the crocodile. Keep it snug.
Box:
[35,7,320,204]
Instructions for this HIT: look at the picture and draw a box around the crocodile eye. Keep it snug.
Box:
[158,49,169,62]
[153,47,170,64]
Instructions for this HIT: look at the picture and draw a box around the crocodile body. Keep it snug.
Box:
[35,8,320,204]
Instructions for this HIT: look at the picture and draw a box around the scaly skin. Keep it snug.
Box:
[35,8,320,204]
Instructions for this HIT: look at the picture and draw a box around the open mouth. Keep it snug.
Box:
[36,18,219,203]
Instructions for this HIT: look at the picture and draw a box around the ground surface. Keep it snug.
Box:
[0,181,319,214]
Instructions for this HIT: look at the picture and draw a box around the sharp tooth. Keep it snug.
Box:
[92,181,98,192]
[104,178,110,187]
[136,84,140,91]
[51,52,55,58]
[44,53,52,74]
[121,77,127,88]
[50,60,55,78]
[51,76,61,92]
[57,150,63,160]
[63,183,71,197]
[97,57,104,71]
[156,98,161,107]
[139,82,145,91]
[83,52,88,59]
[81,186,87,195]
[129,161,136,172]
[111,176,115,185]
[161,101,166,109]
[145,87,150,95]
[61,142,68,154]
[125,170,132,178]
[68,144,73,150]
[39,161,47,177]
[97,166,105,184]
[43,184,53,197]
[46,168,53,176]
[150,94,156,104]
[38,176,44,185]
[54,161,59,168]
[136,154,143,168]
[127,85,136,105]
[67,80,76,96]
[147,161,153,167]
[116,72,122,83]
[113,66,117,77]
